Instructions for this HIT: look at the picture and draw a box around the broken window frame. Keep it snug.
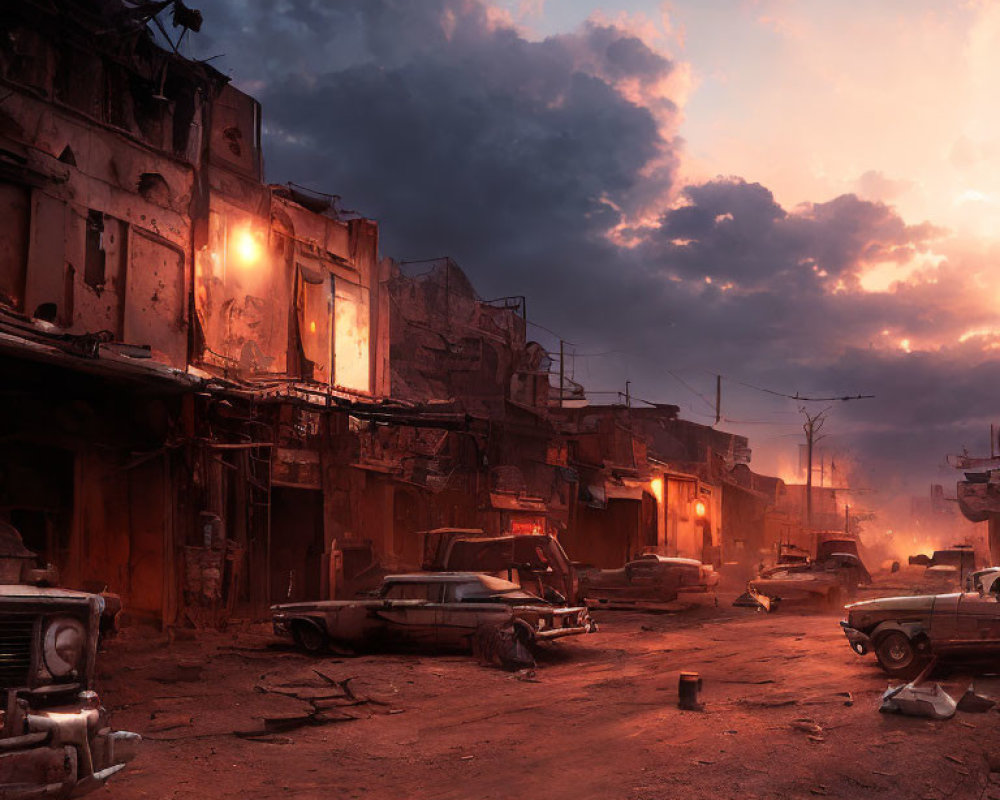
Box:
[295,259,334,384]
[332,275,371,394]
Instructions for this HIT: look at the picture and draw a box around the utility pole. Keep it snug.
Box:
[559,339,564,408]
[801,407,830,530]
[715,375,721,425]
[625,380,631,408]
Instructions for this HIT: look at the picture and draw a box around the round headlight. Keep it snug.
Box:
[43,616,87,678]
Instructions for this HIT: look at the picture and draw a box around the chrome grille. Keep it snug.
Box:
[0,615,36,688]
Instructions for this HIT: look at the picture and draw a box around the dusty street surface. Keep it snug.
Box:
[98,582,1000,800]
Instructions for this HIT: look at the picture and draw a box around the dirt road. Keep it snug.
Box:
[98,587,1000,800]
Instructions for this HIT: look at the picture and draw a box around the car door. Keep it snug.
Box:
[373,582,443,647]
[436,581,512,647]
[625,560,662,599]
[953,591,1000,651]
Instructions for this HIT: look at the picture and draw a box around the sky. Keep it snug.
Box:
[180,0,1000,504]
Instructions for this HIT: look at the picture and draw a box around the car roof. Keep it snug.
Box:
[384,572,494,583]
[636,555,703,567]
[383,572,524,593]
[418,529,485,536]
[0,584,96,601]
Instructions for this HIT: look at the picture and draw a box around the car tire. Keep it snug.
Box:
[292,622,328,654]
[874,631,929,679]
[512,619,536,647]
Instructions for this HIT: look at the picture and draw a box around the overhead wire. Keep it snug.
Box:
[524,313,873,424]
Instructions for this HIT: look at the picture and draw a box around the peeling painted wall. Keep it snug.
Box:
[193,186,383,394]
[0,79,195,366]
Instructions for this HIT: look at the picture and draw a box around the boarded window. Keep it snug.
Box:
[0,183,30,310]
[25,192,67,324]
[296,263,332,383]
[84,210,106,290]
[124,232,186,366]
[334,278,370,392]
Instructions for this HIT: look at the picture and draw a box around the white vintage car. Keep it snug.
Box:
[272,572,596,654]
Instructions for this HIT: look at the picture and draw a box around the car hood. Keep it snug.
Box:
[845,593,947,612]
[756,570,828,582]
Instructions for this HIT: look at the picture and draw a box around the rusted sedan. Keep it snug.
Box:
[272,572,596,656]
[908,546,977,587]
[744,552,871,610]
[841,578,1000,678]
[578,555,718,610]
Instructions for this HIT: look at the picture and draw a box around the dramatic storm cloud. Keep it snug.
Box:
[186,0,1000,490]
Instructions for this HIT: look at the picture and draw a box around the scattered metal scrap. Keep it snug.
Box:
[880,682,957,720]
[876,658,998,719]
[956,685,996,713]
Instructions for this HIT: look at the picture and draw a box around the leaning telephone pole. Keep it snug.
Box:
[801,407,830,529]
[559,339,564,408]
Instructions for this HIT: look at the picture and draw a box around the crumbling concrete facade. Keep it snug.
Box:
[0,0,804,628]
[0,0,392,625]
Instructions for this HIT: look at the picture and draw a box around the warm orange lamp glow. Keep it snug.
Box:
[694,500,707,518]
[233,226,262,266]
[650,477,664,504]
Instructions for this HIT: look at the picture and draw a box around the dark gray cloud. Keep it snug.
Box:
[646,180,944,290]
[185,0,1000,490]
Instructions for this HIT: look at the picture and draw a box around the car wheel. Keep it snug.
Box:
[512,619,536,647]
[874,631,928,678]
[292,622,328,654]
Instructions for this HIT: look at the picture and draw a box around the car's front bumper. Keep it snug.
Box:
[535,625,591,641]
[0,706,140,799]
[840,620,872,655]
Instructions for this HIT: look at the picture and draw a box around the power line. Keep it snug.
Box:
[729,377,875,403]
[523,315,873,412]
[526,319,570,343]
[663,368,717,413]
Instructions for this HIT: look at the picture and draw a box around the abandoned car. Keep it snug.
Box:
[421,528,578,604]
[739,538,872,610]
[0,523,139,798]
[272,572,597,656]
[909,545,977,586]
[841,578,1000,678]
[577,555,718,609]
[968,566,1000,593]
